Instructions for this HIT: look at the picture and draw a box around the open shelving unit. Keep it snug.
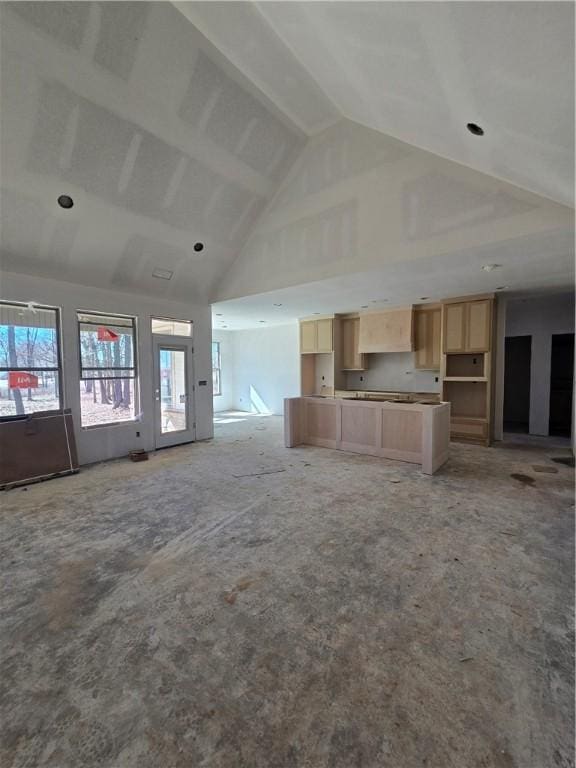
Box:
[440,295,496,446]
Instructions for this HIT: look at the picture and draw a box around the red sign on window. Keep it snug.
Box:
[9,372,39,389]
[97,327,119,342]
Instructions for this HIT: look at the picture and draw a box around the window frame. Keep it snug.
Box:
[212,341,222,397]
[151,316,193,337]
[77,310,139,429]
[0,300,63,421]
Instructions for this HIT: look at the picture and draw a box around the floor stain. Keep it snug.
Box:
[510,473,535,485]
[532,465,559,474]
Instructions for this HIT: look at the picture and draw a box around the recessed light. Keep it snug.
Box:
[361,305,368,309]
[193,242,204,252]
[215,313,223,316]
[482,264,501,272]
[57,194,74,209]
[152,267,173,280]
[496,286,509,291]
[273,303,283,307]
[259,320,266,323]
[467,122,484,136]
[313,312,321,315]
[420,297,429,301]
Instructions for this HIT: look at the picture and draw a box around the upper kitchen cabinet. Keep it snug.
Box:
[466,300,492,352]
[299,318,333,354]
[358,308,414,353]
[316,318,334,353]
[443,299,492,354]
[300,320,317,354]
[414,306,441,369]
[340,316,367,370]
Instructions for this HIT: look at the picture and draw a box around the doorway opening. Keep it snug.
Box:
[549,333,574,437]
[503,336,531,434]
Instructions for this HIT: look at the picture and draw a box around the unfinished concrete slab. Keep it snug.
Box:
[1,414,574,767]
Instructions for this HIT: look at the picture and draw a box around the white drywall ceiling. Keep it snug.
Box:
[212,228,575,330]
[256,1,575,207]
[0,2,306,302]
[0,1,573,308]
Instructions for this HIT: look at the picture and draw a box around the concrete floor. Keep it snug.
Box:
[1,412,574,768]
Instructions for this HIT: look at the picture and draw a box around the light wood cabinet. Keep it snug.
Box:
[441,295,495,446]
[341,317,366,370]
[466,299,491,352]
[414,307,441,369]
[316,319,334,353]
[358,308,414,353]
[300,318,333,354]
[444,303,467,353]
[443,300,491,354]
[300,321,317,354]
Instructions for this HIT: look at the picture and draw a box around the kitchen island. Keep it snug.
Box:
[284,396,450,475]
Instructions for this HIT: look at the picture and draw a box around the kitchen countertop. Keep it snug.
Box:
[334,389,441,402]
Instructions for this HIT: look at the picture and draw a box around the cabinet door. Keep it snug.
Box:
[414,311,429,368]
[466,300,491,352]
[300,321,317,354]
[316,318,333,353]
[415,309,441,369]
[444,303,466,353]
[341,318,364,369]
[341,318,355,369]
[430,308,441,368]
[351,318,365,369]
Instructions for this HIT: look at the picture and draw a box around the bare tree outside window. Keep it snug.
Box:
[77,312,138,427]
[0,302,61,418]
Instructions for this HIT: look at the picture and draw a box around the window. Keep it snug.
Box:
[0,302,62,418]
[77,312,138,427]
[212,341,221,396]
[151,317,192,337]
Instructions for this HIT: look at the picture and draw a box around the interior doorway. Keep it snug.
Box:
[503,335,531,433]
[549,333,574,437]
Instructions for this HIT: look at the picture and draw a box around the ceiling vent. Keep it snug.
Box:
[152,267,173,280]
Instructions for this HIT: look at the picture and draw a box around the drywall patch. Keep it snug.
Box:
[255,199,358,276]
[94,1,149,80]
[179,51,302,180]
[8,1,90,49]
[403,172,537,240]
[272,120,408,211]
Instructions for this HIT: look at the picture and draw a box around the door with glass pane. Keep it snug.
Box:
[153,339,195,448]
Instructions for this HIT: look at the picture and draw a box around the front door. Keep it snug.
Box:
[153,338,195,448]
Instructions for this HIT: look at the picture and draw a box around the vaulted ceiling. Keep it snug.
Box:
[0,2,573,307]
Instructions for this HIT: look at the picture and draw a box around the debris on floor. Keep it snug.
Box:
[232,469,286,478]
[129,449,148,462]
